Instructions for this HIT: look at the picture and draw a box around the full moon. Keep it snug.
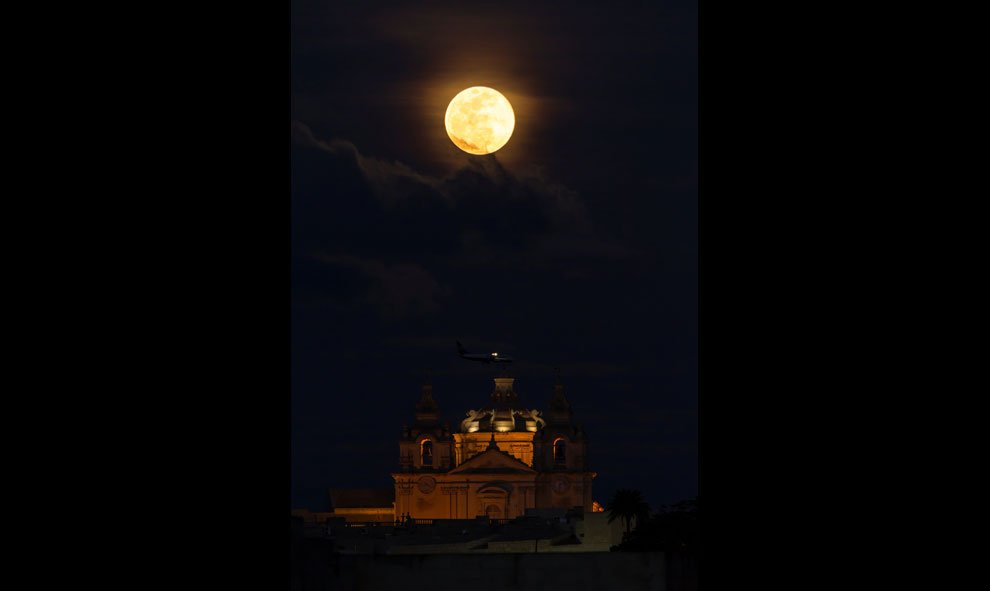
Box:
[444,87,515,155]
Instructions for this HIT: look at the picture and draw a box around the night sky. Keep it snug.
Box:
[291,0,697,513]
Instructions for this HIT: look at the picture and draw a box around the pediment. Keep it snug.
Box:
[448,447,536,474]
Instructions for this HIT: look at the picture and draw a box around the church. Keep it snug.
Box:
[392,374,596,521]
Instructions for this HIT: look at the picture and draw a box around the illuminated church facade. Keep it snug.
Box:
[393,376,596,521]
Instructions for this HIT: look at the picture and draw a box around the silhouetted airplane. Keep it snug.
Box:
[457,341,513,363]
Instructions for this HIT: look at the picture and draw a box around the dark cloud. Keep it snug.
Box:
[292,122,440,205]
[310,254,448,319]
[292,120,646,329]
[291,121,631,276]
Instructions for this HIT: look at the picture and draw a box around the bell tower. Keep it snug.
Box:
[398,381,453,472]
[535,375,595,510]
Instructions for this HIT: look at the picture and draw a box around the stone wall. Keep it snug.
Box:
[291,546,682,591]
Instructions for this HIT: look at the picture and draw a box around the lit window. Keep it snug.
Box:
[553,438,567,466]
[421,440,433,466]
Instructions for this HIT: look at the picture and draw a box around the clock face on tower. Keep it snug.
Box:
[552,475,569,494]
[418,476,436,494]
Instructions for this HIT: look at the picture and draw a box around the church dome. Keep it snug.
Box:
[459,377,546,433]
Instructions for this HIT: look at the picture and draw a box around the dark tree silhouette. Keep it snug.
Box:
[617,496,699,553]
[606,489,651,536]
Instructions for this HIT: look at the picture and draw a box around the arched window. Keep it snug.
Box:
[421,440,433,466]
[553,438,567,466]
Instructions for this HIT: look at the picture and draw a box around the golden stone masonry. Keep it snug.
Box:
[392,375,596,521]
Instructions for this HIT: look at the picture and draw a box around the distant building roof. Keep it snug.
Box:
[329,488,395,509]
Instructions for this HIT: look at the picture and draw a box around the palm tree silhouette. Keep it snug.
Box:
[606,489,651,536]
